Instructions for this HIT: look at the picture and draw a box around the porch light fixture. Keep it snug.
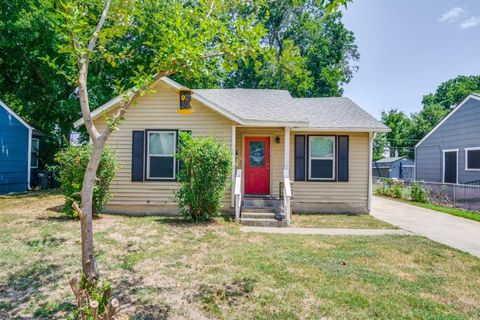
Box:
[178,90,192,115]
[275,136,280,144]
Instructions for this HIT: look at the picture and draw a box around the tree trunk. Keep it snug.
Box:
[79,139,105,283]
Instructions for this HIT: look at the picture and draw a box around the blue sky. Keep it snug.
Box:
[341,0,480,119]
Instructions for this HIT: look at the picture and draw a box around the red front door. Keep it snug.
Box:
[244,137,270,195]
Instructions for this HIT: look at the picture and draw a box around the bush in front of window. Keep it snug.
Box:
[175,132,231,222]
[52,145,118,218]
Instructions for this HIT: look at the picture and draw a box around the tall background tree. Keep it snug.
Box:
[1,0,359,168]
[224,0,359,97]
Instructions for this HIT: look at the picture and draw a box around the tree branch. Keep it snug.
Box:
[88,0,113,52]
[206,0,215,18]
[77,0,113,143]
[100,72,172,140]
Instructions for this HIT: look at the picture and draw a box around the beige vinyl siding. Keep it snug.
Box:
[236,129,369,213]
[94,81,234,213]
[235,127,285,197]
[289,131,369,213]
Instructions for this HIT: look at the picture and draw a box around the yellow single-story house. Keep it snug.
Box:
[74,77,388,226]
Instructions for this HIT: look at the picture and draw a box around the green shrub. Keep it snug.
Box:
[391,184,403,198]
[410,182,429,203]
[53,145,118,218]
[175,133,231,222]
[374,178,394,196]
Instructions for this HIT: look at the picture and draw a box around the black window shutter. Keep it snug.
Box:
[294,135,306,181]
[131,131,145,181]
[337,135,349,182]
[177,130,192,174]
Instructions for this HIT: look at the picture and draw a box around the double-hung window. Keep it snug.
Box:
[308,136,335,180]
[146,131,176,180]
[465,147,480,171]
[31,138,39,169]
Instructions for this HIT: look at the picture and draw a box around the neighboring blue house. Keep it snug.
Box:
[415,93,480,184]
[373,157,415,180]
[0,100,38,194]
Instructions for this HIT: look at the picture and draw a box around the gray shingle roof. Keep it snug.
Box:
[194,88,388,130]
[194,89,300,123]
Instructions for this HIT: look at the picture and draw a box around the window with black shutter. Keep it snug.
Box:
[294,135,306,181]
[146,130,177,180]
[308,136,335,180]
[131,131,145,181]
[337,135,349,181]
[177,130,192,174]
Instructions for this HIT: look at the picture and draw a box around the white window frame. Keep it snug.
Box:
[308,136,335,181]
[442,149,458,184]
[465,147,480,171]
[31,138,39,169]
[146,130,176,180]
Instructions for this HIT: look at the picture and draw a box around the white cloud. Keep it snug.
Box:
[438,7,467,23]
[460,16,480,29]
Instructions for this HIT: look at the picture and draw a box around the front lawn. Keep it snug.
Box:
[1,192,480,319]
[292,213,397,229]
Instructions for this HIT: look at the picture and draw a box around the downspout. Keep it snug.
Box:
[231,125,236,208]
[27,128,32,190]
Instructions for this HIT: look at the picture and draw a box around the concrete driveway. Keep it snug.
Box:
[371,196,480,257]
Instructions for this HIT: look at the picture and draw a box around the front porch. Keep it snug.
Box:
[230,126,292,226]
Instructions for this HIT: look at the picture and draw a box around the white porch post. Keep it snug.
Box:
[284,127,290,172]
[231,125,236,207]
[367,132,375,212]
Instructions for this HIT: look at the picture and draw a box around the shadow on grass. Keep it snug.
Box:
[0,260,68,319]
[293,212,365,217]
[153,216,214,228]
[0,189,61,200]
[113,273,171,320]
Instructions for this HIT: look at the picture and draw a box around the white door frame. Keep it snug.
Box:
[442,149,458,184]
[242,134,273,196]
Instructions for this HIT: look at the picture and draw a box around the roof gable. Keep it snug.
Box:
[415,94,480,148]
[74,77,389,132]
[0,100,33,130]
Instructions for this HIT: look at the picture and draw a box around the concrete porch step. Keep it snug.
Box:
[241,212,276,219]
[242,206,275,213]
[240,218,287,227]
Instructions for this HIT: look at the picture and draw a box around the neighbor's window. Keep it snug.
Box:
[308,136,335,180]
[31,138,39,169]
[147,131,176,179]
[466,147,480,170]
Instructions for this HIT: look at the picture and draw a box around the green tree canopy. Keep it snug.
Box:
[0,0,359,169]
[374,109,413,159]
[224,0,359,97]
[422,75,480,110]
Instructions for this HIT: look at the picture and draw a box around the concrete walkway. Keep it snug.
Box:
[372,196,480,257]
[240,226,411,236]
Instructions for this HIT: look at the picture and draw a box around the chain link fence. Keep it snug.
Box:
[373,177,480,212]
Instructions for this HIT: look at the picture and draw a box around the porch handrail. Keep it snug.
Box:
[283,169,292,225]
[234,169,242,221]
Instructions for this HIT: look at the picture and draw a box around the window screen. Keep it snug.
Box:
[309,136,335,180]
[147,131,176,179]
[31,138,39,169]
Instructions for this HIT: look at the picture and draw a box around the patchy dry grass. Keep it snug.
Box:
[291,212,397,229]
[0,192,480,319]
